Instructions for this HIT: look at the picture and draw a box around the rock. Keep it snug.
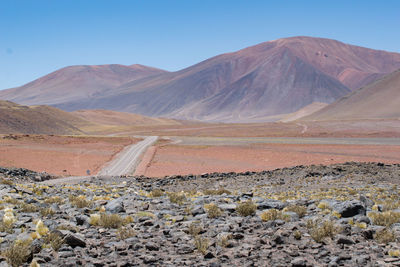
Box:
[177,244,195,254]
[105,198,125,213]
[291,257,307,267]
[145,242,160,251]
[204,251,215,259]
[75,215,89,226]
[359,195,374,208]
[219,204,237,213]
[333,200,365,218]
[272,231,285,245]
[257,199,286,210]
[336,235,355,245]
[55,230,86,248]
[191,205,205,216]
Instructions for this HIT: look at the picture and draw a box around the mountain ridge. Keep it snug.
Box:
[1,36,400,122]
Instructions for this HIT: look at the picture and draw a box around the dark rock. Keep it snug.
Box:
[336,235,355,245]
[204,251,215,259]
[105,198,125,213]
[145,242,160,251]
[334,200,365,218]
[75,215,89,226]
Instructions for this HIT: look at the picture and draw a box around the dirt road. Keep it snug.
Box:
[43,136,158,184]
[97,136,158,176]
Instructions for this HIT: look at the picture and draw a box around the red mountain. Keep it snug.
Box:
[0,64,166,106]
[1,37,400,122]
[302,69,400,120]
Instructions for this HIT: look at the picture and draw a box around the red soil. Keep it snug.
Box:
[143,144,400,177]
[0,135,139,176]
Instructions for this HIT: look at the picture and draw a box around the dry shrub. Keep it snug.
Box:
[284,205,307,218]
[44,196,64,205]
[194,236,209,255]
[19,203,38,213]
[43,232,64,251]
[69,195,92,208]
[91,213,126,229]
[0,221,14,233]
[167,192,186,205]
[368,211,400,226]
[2,239,32,267]
[117,226,136,240]
[293,230,302,240]
[236,200,257,217]
[188,222,203,236]
[203,188,231,195]
[307,219,339,243]
[150,189,164,197]
[0,178,13,186]
[204,203,222,218]
[260,209,290,222]
[40,207,55,217]
[218,234,233,247]
[375,228,396,244]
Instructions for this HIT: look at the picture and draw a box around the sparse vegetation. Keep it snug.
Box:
[19,203,38,213]
[117,226,136,240]
[260,209,289,222]
[307,219,339,243]
[194,236,209,255]
[43,232,65,251]
[204,203,222,218]
[203,187,231,195]
[90,213,126,229]
[40,207,56,217]
[283,205,307,217]
[218,234,233,247]
[150,189,164,197]
[368,211,400,226]
[69,195,92,208]
[236,200,257,216]
[2,239,32,267]
[188,222,203,236]
[374,228,396,244]
[293,230,302,240]
[167,192,186,205]
[0,178,13,185]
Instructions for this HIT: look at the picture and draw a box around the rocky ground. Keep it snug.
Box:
[0,162,400,266]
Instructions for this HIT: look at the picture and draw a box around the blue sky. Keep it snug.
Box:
[1,0,399,89]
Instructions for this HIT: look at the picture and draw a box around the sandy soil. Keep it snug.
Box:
[143,143,400,177]
[98,119,400,138]
[0,134,139,176]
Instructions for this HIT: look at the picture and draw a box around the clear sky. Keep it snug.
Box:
[1,0,399,89]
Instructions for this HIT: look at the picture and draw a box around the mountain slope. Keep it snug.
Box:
[302,69,400,120]
[2,36,400,122]
[72,109,181,126]
[0,101,90,134]
[0,64,166,106]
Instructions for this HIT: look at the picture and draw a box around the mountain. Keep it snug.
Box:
[0,100,89,134]
[2,36,400,122]
[72,109,181,126]
[301,69,400,121]
[0,64,166,106]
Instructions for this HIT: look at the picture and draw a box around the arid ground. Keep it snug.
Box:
[0,134,139,176]
[139,141,400,177]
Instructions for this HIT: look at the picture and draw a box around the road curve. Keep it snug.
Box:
[97,136,158,176]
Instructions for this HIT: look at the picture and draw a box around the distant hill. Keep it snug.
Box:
[0,101,89,134]
[0,64,166,106]
[1,36,400,122]
[302,69,400,120]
